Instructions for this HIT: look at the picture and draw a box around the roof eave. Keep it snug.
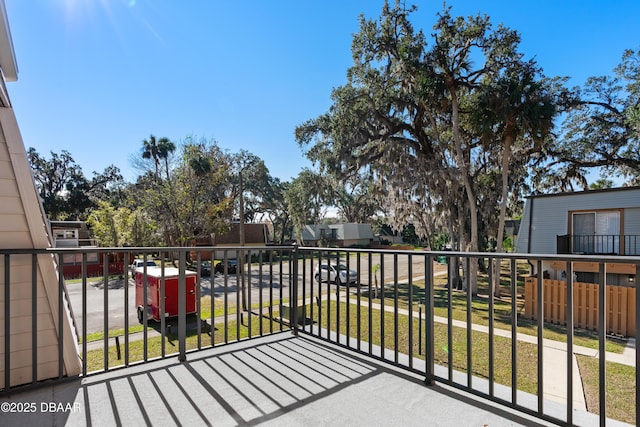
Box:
[0,0,17,82]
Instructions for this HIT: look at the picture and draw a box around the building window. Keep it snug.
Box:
[572,211,620,254]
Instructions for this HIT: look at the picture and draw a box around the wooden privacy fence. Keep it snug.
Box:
[524,278,636,336]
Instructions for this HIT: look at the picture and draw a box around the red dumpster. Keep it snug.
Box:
[135,267,198,323]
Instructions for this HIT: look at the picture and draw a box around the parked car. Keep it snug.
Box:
[129,259,157,273]
[188,261,211,277]
[314,263,358,285]
[214,260,237,275]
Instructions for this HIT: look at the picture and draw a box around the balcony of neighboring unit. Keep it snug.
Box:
[557,234,640,256]
[53,236,98,248]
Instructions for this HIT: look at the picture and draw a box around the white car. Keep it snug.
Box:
[129,259,157,273]
[314,263,358,285]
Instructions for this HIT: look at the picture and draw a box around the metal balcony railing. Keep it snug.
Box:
[557,234,640,255]
[53,237,99,248]
[1,245,639,426]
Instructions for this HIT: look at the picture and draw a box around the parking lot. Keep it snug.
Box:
[67,253,443,336]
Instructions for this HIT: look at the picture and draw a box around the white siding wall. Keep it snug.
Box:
[516,188,640,255]
[624,207,640,255]
[0,108,81,388]
[337,223,374,241]
[625,208,640,235]
[302,223,375,245]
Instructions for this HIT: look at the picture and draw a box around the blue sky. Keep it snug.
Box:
[5,1,640,183]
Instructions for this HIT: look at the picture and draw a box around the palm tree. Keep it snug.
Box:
[478,60,556,296]
[157,137,176,181]
[141,135,161,180]
[189,155,211,176]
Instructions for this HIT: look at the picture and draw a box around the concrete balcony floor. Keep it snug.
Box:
[0,332,626,427]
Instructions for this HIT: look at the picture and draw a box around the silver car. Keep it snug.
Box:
[314,263,358,285]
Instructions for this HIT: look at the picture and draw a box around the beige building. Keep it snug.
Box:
[191,222,270,260]
[0,0,81,388]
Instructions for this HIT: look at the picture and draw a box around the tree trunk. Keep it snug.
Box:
[493,131,513,297]
[164,159,171,182]
[456,214,466,290]
[449,84,478,295]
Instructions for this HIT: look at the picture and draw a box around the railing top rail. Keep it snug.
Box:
[569,233,640,237]
[1,245,639,263]
[0,245,297,255]
[297,246,640,263]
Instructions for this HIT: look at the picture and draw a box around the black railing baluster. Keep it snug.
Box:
[160,256,166,357]
[327,253,331,341]
[247,250,252,338]
[224,250,229,345]
[536,259,543,415]
[368,251,372,356]
[58,253,64,380]
[636,261,640,427]
[257,250,264,336]
[380,253,385,358]
[466,257,472,390]
[407,253,413,369]
[124,251,129,367]
[346,252,351,347]
[566,261,574,425]
[196,251,202,350]
[447,254,453,382]
[279,249,284,333]
[103,256,109,371]
[511,258,517,405]
[308,251,313,335]
[291,246,299,336]
[488,255,495,398]
[336,251,340,345]
[356,252,361,352]
[178,250,186,362]
[81,253,87,376]
[317,250,322,337]
[142,253,148,362]
[424,254,434,386]
[393,253,399,365]
[300,250,304,334]
[598,263,607,427]
[269,250,274,335]
[235,249,241,341]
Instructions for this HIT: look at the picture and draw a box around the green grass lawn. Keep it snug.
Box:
[354,271,626,354]
[577,355,636,425]
[85,313,279,373]
[82,295,286,343]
